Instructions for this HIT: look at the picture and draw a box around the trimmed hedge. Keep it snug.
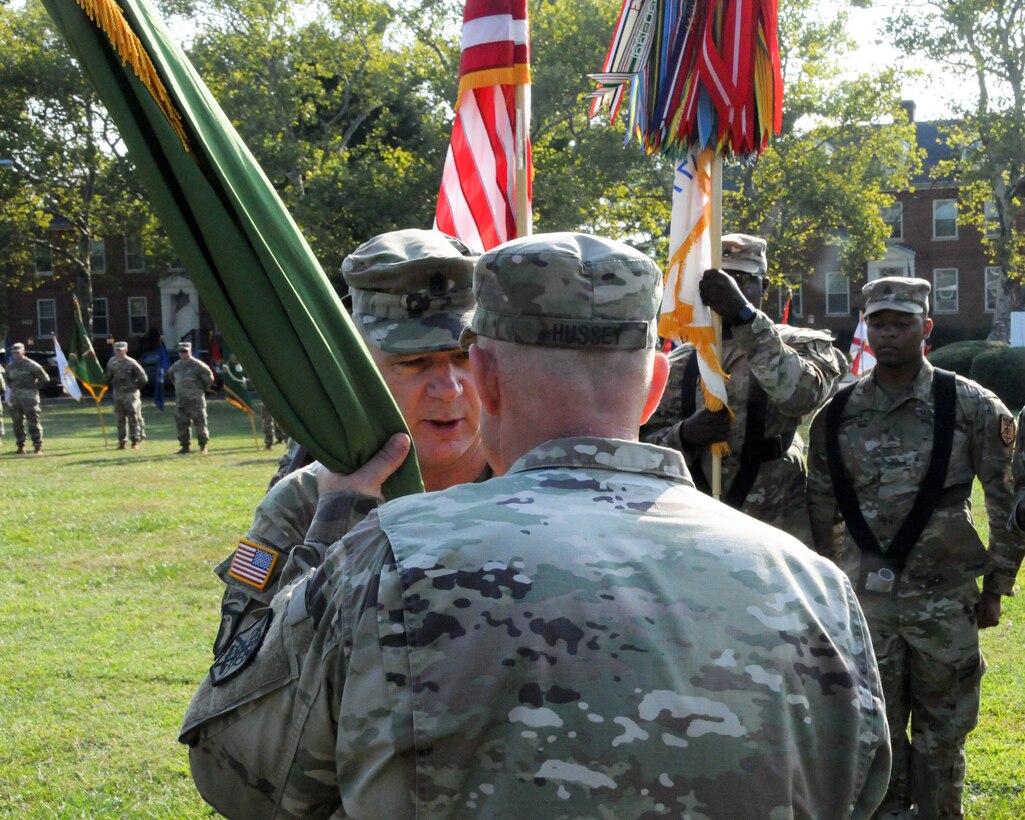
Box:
[968,347,1025,410]
[927,340,1008,378]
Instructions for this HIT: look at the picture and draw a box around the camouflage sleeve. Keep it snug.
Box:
[805,406,841,555]
[731,312,847,416]
[201,361,214,389]
[36,360,50,386]
[1010,409,1025,534]
[134,360,148,387]
[969,390,1025,595]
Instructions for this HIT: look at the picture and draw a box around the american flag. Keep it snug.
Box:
[435,0,531,251]
[228,539,279,590]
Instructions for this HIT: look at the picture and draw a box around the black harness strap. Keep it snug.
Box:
[680,352,789,508]
[825,369,959,569]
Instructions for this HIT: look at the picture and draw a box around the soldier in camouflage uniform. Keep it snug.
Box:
[260,403,285,450]
[182,230,492,813]
[0,349,6,445]
[807,277,1024,819]
[1012,407,1025,533]
[5,342,50,455]
[642,234,846,545]
[182,232,890,819]
[105,341,148,450]
[166,341,215,454]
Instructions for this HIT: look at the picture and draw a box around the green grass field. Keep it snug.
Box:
[1,398,1023,817]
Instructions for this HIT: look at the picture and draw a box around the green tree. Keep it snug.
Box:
[0,0,154,331]
[884,0,1025,340]
[723,0,921,287]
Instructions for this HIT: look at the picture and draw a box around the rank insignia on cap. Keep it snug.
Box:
[1000,415,1016,447]
[209,610,273,687]
[228,538,279,590]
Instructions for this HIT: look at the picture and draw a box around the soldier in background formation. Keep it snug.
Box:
[260,403,284,450]
[0,347,6,445]
[807,277,1025,819]
[641,233,846,545]
[1012,407,1025,533]
[105,341,148,450]
[182,231,890,818]
[5,342,50,455]
[166,341,215,455]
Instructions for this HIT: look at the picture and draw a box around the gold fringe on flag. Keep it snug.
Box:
[75,0,189,151]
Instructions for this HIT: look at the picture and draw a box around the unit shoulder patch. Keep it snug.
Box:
[1000,415,1016,447]
[210,610,273,687]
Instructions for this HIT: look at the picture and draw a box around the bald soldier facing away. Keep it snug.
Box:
[183,232,889,818]
[642,234,846,545]
[807,277,1024,819]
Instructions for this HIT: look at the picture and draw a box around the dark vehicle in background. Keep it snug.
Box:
[21,350,65,398]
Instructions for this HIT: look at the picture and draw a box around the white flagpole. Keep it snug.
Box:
[514,83,531,238]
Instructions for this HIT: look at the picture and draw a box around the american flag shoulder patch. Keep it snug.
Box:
[228,538,280,590]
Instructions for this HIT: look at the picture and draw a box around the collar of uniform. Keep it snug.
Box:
[865,358,934,408]
[506,436,693,484]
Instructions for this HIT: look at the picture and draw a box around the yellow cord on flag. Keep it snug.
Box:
[75,0,189,151]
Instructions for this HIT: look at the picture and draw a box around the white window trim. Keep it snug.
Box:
[882,204,904,242]
[124,235,146,272]
[933,268,960,314]
[932,199,958,240]
[128,296,149,336]
[92,297,110,337]
[37,298,57,338]
[824,271,850,317]
[90,238,106,275]
[984,267,1002,313]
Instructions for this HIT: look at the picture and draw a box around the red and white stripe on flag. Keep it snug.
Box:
[849,310,877,376]
[435,0,531,252]
[228,538,279,591]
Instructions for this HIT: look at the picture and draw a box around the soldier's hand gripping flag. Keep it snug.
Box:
[43,0,421,498]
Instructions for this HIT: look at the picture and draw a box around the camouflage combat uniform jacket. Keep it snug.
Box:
[183,437,889,819]
[1010,407,1025,534]
[105,355,147,397]
[642,311,846,545]
[5,356,49,399]
[807,360,1023,596]
[166,357,213,396]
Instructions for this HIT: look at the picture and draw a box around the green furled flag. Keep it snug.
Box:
[68,297,109,403]
[43,0,422,499]
[220,345,256,416]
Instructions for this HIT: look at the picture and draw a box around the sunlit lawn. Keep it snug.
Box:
[0,398,1022,816]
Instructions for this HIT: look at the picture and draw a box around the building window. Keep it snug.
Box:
[90,239,106,274]
[825,272,850,316]
[124,235,146,272]
[985,267,1003,312]
[933,199,958,239]
[128,297,148,336]
[37,299,57,337]
[984,201,1001,238]
[882,203,903,241]
[934,268,959,313]
[92,297,110,336]
[34,242,54,276]
[777,283,803,318]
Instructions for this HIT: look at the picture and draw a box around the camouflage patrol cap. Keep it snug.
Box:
[460,232,663,350]
[721,233,768,276]
[863,276,931,316]
[178,342,192,352]
[113,341,128,351]
[11,342,25,352]
[342,229,477,353]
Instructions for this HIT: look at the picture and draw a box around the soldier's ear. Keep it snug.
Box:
[640,352,670,425]
[469,343,500,416]
[922,317,934,339]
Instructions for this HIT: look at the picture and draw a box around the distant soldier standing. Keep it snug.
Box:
[807,277,1025,818]
[6,342,50,455]
[0,348,6,446]
[166,341,214,455]
[105,341,148,450]
[260,403,284,450]
[642,233,846,544]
